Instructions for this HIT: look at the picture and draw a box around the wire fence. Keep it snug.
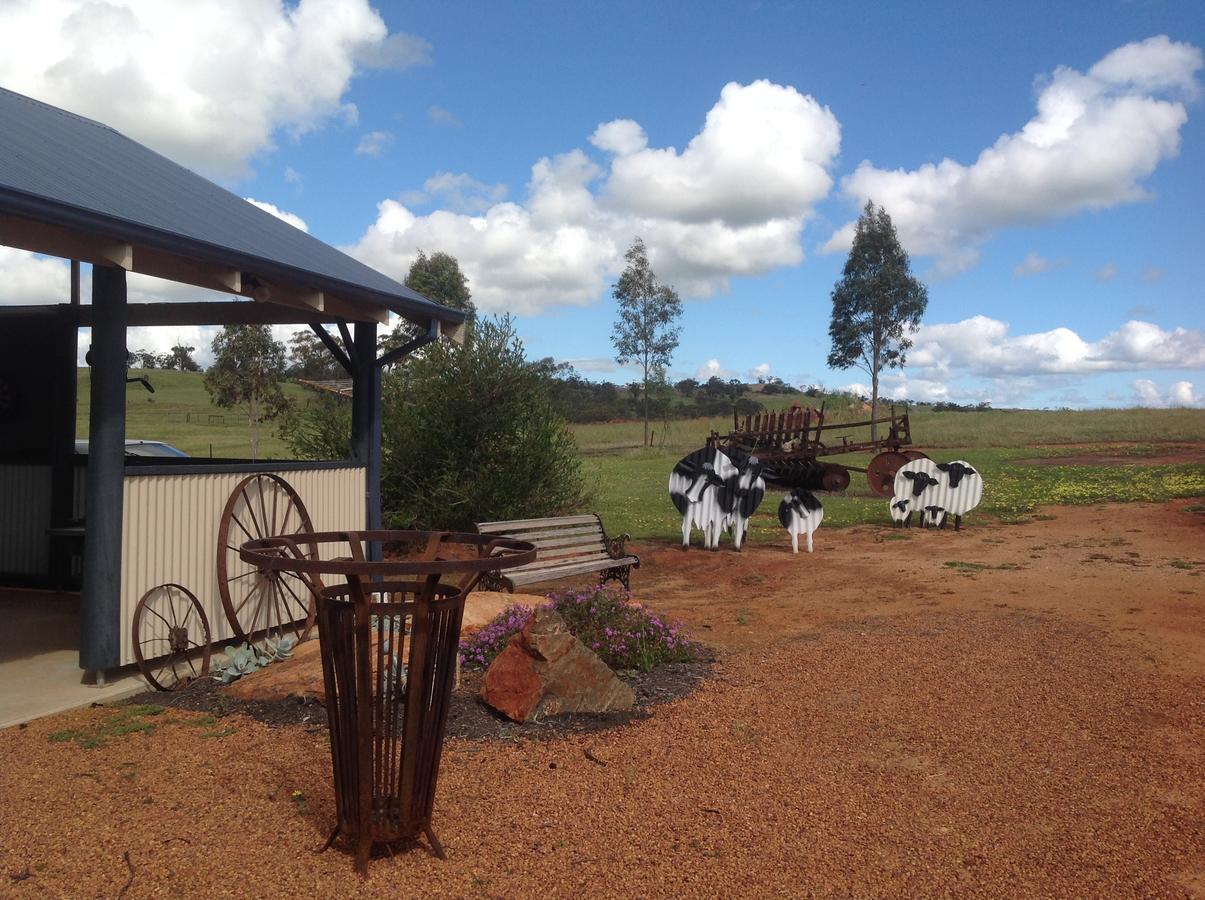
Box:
[158,411,248,427]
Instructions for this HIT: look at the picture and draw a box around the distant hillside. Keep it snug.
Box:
[76,368,314,459]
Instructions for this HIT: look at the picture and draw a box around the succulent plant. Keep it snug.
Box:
[215,642,263,684]
[264,634,298,661]
[213,636,298,684]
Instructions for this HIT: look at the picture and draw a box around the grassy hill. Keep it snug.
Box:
[76,368,314,459]
[71,367,1204,541]
[77,367,1205,460]
[569,401,1205,454]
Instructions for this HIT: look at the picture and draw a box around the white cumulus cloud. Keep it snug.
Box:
[596,80,840,227]
[696,359,735,380]
[749,363,772,380]
[908,316,1205,378]
[0,0,429,180]
[401,172,509,215]
[348,80,842,313]
[0,248,70,304]
[244,199,309,232]
[824,36,1202,276]
[1131,379,1201,407]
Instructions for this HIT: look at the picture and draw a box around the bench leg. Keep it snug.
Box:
[599,565,631,591]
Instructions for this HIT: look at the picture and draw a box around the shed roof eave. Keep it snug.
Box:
[0,189,466,329]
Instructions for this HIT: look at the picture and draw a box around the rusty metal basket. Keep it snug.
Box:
[239,530,536,875]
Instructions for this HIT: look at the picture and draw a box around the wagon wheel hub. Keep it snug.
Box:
[168,625,190,654]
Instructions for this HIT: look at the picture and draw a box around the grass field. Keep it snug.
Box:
[583,445,1205,541]
[570,406,1205,454]
[76,368,1205,541]
[76,368,313,459]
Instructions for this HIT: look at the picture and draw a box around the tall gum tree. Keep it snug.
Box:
[381,250,476,355]
[204,325,288,459]
[827,201,928,442]
[611,237,683,447]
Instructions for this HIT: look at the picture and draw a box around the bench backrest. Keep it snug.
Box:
[475,514,611,575]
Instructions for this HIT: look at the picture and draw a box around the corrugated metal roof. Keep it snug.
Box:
[0,87,463,325]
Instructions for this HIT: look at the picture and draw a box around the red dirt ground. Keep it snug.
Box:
[0,500,1201,897]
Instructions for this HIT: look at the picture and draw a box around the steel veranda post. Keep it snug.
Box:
[351,323,381,558]
[80,265,126,673]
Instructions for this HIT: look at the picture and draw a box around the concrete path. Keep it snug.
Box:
[0,589,145,729]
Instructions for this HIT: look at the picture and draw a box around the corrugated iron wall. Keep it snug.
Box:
[119,466,365,666]
[0,464,52,575]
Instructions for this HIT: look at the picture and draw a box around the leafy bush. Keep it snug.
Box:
[283,316,588,530]
[381,316,588,530]
[459,584,703,673]
[279,394,351,459]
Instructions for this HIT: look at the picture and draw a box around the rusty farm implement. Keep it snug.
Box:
[670,400,985,548]
[706,402,927,497]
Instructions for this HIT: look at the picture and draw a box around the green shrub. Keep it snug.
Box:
[283,316,587,530]
[381,316,588,530]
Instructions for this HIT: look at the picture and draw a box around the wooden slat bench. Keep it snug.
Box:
[474,514,639,592]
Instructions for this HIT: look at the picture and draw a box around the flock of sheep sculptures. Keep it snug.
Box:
[669,448,983,553]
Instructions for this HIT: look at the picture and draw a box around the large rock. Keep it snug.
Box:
[480,608,635,722]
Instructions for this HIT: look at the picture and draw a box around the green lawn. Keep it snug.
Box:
[584,444,1205,541]
[72,367,1205,540]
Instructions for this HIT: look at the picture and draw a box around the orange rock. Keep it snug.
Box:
[480,608,635,722]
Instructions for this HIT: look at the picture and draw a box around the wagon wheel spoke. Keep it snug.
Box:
[228,511,258,545]
[232,578,263,620]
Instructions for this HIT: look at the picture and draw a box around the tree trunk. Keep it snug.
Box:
[250,395,260,461]
[870,368,879,445]
[869,332,881,444]
[641,358,651,448]
[642,375,650,447]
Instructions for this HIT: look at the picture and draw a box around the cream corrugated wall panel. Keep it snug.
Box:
[0,464,52,574]
[119,466,365,666]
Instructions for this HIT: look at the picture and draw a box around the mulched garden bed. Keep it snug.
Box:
[127,658,714,741]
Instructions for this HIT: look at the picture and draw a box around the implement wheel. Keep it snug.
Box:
[866,451,908,497]
[217,473,320,649]
[902,450,929,461]
[133,583,212,691]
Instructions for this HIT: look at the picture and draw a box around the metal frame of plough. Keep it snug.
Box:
[707,403,920,495]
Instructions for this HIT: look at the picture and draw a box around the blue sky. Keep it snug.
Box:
[1,0,1203,408]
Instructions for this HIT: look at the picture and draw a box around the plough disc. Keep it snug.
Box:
[819,463,850,492]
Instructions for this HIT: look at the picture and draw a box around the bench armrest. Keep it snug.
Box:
[604,532,631,560]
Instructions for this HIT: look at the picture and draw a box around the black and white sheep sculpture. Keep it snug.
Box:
[889,458,983,530]
[778,489,824,553]
[671,448,828,552]
[724,452,765,550]
[669,446,736,549]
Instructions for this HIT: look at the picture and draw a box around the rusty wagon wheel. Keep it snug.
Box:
[902,450,930,461]
[217,473,319,649]
[866,451,909,497]
[133,583,212,691]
